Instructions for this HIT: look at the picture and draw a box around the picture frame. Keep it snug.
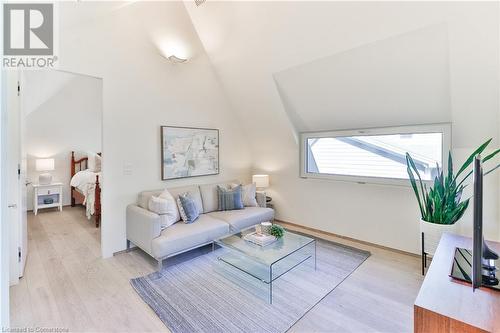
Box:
[160,126,219,180]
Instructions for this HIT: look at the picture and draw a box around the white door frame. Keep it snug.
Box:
[1,68,12,330]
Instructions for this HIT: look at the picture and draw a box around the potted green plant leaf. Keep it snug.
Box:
[406,138,499,255]
[269,224,285,239]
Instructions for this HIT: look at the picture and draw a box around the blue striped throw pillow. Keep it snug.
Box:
[177,192,200,223]
[217,185,244,211]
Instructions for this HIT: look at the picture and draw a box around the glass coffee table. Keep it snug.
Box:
[213,227,316,304]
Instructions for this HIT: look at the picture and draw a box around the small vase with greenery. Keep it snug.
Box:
[269,224,285,239]
[406,138,499,254]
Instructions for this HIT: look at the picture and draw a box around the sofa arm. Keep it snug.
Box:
[126,204,162,256]
[256,191,267,208]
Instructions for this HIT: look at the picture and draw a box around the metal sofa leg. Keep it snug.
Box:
[126,239,131,252]
[157,258,163,271]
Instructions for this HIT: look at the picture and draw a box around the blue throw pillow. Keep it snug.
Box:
[177,193,200,224]
[217,185,244,211]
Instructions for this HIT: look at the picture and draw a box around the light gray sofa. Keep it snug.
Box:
[126,181,274,270]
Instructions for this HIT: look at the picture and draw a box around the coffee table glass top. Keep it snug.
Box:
[214,227,314,266]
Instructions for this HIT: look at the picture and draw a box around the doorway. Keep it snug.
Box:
[7,69,103,285]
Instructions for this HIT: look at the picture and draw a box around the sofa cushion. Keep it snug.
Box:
[138,190,163,209]
[199,180,240,213]
[151,214,229,258]
[199,183,219,213]
[208,207,274,232]
[167,185,203,215]
[138,186,202,214]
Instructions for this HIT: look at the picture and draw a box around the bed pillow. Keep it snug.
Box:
[87,152,102,172]
[177,192,200,224]
[94,155,102,172]
[70,169,92,188]
[217,185,244,211]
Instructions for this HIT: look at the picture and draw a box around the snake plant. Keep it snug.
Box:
[406,138,499,225]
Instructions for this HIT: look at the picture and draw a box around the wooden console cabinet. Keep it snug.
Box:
[414,233,500,332]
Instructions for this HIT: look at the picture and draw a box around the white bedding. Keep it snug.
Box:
[70,169,102,219]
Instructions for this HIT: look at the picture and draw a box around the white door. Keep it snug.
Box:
[18,71,27,277]
[6,70,27,285]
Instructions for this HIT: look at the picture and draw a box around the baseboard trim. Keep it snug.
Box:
[275,219,420,258]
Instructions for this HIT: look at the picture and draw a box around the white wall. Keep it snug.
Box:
[58,1,252,257]
[24,71,102,211]
[187,1,500,253]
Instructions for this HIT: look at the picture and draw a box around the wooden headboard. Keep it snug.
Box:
[71,151,102,177]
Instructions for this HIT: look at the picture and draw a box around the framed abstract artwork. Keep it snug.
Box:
[161,126,219,180]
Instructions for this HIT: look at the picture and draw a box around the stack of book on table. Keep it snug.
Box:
[243,232,277,246]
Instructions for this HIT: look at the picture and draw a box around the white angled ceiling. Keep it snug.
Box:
[273,25,451,133]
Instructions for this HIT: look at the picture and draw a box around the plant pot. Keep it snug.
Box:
[420,219,458,256]
[261,222,272,235]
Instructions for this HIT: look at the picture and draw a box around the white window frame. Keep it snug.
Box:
[299,123,452,186]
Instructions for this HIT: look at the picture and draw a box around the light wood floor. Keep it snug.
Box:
[10,207,423,332]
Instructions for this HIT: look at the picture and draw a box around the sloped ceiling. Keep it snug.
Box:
[184,2,461,157]
[185,1,500,252]
[185,1,498,153]
[22,70,74,116]
[273,25,451,133]
[59,1,132,30]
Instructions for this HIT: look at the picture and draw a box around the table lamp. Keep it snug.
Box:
[36,158,55,185]
[252,174,269,191]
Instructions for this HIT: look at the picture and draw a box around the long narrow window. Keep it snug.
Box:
[300,124,451,185]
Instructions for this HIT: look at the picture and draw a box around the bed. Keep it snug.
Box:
[70,151,101,228]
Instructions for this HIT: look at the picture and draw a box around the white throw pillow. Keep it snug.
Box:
[159,189,180,225]
[229,182,257,207]
[241,183,257,207]
[148,189,179,229]
[148,196,169,215]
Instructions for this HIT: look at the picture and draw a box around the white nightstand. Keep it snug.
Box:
[33,183,63,215]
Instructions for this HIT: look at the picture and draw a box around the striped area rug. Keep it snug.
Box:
[131,238,370,333]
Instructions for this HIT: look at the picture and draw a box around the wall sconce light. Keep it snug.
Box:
[156,38,189,64]
[165,55,188,63]
[153,36,191,64]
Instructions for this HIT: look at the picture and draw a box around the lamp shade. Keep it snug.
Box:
[36,158,55,171]
[252,174,269,188]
